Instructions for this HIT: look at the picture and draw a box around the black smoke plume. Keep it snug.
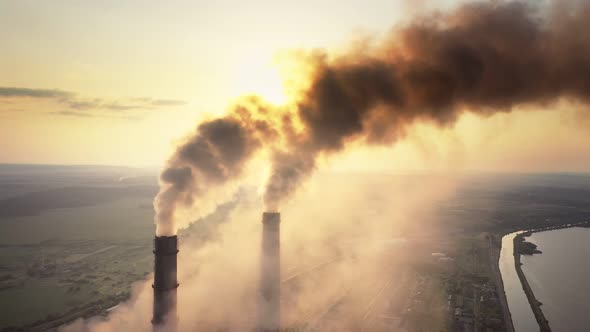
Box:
[156,1,590,233]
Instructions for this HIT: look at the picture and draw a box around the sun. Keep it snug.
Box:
[230,53,288,105]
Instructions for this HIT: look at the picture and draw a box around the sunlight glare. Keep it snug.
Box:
[230,52,288,105]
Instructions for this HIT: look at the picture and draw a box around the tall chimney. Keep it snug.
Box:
[258,212,281,332]
[152,235,179,331]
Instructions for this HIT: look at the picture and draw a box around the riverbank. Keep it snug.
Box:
[489,234,515,332]
[513,233,551,332]
[501,221,590,332]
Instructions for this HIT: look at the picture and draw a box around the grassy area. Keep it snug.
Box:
[0,198,154,329]
[1,278,95,327]
[0,243,152,329]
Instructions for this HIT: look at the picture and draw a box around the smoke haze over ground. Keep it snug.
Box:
[62,0,590,329]
[4,1,590,331]
[154,0,590,236]
[63,172,460,331]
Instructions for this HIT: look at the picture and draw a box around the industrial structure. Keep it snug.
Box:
[150,214,281,331]
[152,235,179,331]
[258,212,281,332]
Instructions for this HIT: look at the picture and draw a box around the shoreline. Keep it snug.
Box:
[489,234,515,332]
[513,233,551,332]
[497,221,590,332]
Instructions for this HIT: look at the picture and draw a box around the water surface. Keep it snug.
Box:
[521,227,590,332]
[499,232,538,332]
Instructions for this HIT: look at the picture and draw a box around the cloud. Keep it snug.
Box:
[66,99,103,110]
[0,86,187,116]
[148,99,187,107]
[65,98,186,111]
[131,97,187,107]
[51,111,95,118]
[0,87,73,99]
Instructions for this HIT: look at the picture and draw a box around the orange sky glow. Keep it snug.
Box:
[1,0,589,172]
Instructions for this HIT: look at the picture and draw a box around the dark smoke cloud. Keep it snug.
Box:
[155,113,268,235]
[263,150,315,212]
[262,0,590,209]
[155,0,590,232]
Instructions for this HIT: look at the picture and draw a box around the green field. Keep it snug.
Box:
[0,197,154,329]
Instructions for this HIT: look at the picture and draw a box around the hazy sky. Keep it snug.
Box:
[1,0,588,171]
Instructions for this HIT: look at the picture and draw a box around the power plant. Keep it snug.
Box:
[152,212,281,332]
[150,214,281,331]
[152,235,179,331]
[258,212,281,332]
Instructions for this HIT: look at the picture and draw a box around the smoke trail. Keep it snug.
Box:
[154,99,279,235]
[155,0,590,233]
[261,0,590,209]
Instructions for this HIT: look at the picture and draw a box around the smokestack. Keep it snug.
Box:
[152,235,179,330]
[258,212,281,332]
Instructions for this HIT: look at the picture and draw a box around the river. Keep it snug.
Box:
[499,227,590,331]
[499,231,538,332]
[520,227,590,332]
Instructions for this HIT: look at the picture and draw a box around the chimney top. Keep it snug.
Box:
[262,212,281,225]
[154,235,178,255]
